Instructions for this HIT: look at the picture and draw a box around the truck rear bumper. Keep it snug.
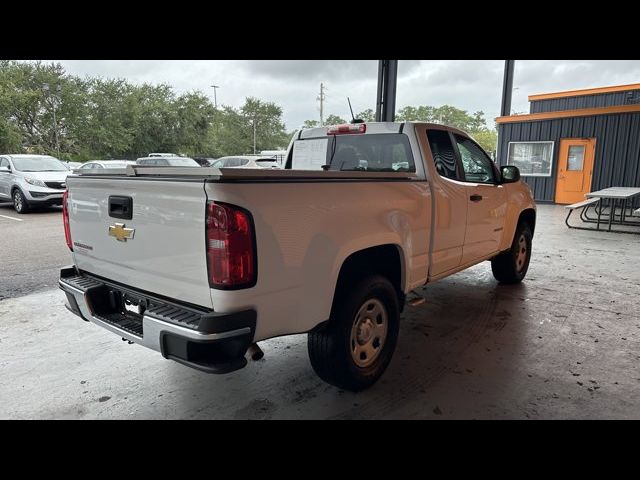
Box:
[59,266,256,374]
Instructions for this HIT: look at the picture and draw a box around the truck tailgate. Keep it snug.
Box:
[67,176,212,308]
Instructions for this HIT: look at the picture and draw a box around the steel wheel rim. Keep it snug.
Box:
[350,298,388,368]
[516,234,527,272]
[14,192,22,211]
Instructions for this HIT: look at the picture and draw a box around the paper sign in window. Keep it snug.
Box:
[292,139,328,170]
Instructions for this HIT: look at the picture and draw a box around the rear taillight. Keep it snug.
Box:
[206,201,256,289]
[63,190,73,251]
[327,123,366,135]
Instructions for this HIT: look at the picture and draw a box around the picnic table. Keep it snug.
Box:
[586,187,640,231]
[565,187,640,234]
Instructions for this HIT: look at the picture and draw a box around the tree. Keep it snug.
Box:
[74,78,137,159]
[207,98,289,156]
[324,114,347,126]
[240,97,289,154]
[396,103,497,153]
[356,108,375,122]
[469,129,497,156]
[0,61,85,157]
[302,119,319,128]
[173,91,217,156]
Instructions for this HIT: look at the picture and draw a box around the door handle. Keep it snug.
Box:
[470,194,483,202]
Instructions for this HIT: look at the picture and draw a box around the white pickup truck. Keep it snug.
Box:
[59,122,536,391]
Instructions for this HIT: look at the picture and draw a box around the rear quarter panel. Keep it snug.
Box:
[206,180,431,341]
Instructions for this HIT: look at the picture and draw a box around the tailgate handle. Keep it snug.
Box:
[108,196,133,220]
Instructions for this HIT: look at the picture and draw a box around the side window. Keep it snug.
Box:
[0,158,8,168]
[426,129,459,180]
[453,135,496,184]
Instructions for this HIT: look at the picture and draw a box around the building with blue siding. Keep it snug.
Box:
[496,83,640,205]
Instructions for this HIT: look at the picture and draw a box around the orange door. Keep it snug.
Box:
[554,138,596,204]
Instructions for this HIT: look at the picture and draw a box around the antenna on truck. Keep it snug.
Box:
[348,97,364,124]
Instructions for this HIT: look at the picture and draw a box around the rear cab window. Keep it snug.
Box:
[289,133,416,173]
[426,129,460,180]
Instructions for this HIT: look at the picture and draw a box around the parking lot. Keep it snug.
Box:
[1,204,639,419]
[0,202,71,300]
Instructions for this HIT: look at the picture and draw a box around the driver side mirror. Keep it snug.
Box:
[500,165,520,184]
[0,166,10,173]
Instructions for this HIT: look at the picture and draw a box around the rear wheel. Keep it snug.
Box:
[308,274,400,391]
[491,222,532,284]
[13,189,29,214]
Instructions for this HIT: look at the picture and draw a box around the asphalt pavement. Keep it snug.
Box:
[0,202,72,300]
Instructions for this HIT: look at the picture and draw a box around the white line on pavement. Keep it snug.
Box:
[0,214,23,222]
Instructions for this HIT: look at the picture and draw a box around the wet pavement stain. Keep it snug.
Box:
[233,398,276,420]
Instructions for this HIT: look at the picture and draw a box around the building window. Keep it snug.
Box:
[507,141,554,177]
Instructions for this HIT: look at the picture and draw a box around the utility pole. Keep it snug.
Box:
[317,82,326,126]
[210,84,220,108]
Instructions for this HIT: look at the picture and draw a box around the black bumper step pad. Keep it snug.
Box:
[95,310,144,337]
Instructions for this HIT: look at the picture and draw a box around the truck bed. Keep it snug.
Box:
[72,164,419,181]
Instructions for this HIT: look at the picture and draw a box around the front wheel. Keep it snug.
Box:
[308,274,400,391]
[13,189,29,214]
[491,222,532,284]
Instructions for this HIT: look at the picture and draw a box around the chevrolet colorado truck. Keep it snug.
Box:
[59,122,536,391]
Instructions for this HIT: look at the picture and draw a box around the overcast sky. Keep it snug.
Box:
[46,60,640,130]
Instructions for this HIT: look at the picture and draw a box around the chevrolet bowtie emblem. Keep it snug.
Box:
[108,223,135,242]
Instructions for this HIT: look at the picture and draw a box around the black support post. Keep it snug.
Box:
[496,60,516,164]
[375,60,398,122]
[500,60,515,117]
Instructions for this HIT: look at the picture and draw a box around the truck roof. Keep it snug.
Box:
[298,121,470,139]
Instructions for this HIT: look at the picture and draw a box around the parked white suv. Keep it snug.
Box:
[0,154,70,213]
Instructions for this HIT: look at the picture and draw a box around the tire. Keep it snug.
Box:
[491,222,532,284]
[308,274,400,391]
[13,189,30,214]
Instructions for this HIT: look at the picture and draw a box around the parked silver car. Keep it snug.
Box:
[136,156,200,167]
[0,154,70,213]
[76,160,137,171]
[211,156,281,169]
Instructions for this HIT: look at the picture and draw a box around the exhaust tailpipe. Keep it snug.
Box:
[246,343,264,361]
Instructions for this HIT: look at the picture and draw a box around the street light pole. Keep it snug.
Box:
[210,84,220,108]
[43,83,61,156]
[253,115,257,155]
